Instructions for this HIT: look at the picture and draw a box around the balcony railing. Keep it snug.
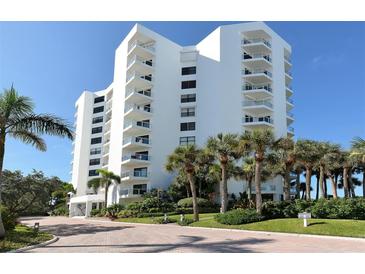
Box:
[242,100,273,108]
[127,55,153,68]
[288,126,294,132]
[128,40,155,53]
[120,188,147,196]
[243,84,272,93]
[125,88,152,98]
[124,104,152,114]
[285,71,293,77]
[242,38,271,48]
[123,136,151,145]
[124,120,151,129]
[243,116,274,124]
[286,85,293,90]
[287,98,294,104]
[122,154,151,161]
[126,72,153,83]
[242,53,272,62]
[242,69,272,78]
[287,112,294,118]
[285,56,292,63]
[121,170,149,179]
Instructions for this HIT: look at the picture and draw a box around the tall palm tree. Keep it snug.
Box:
[350,137,365,197]
[0,86,74,239]
[272,137,296,200]
[241,157,255,201]
[293,163,304,199]
[206,133,240,213]
[166,145,203,221]
[295,140,321,201]
[341,151,355,198]
[87,169,121,208]
[240,129,275,214]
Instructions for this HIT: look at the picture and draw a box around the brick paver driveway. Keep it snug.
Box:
[20,216,365,253]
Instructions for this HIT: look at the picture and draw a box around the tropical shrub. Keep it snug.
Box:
[126,197,176,214]
[0,205,17,231]
[152,216,175,224]
[117,209,138,218]
[311,198,365,219]
[215,209,264,225]
[51,205,69,216]
[177,218,194,226]
[105,204,125,219]
[177,197,212,208]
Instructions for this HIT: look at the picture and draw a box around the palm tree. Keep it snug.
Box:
[350,137,365,197]
[87,169,121,208]
[241,157,255,201]
[295,140,321,201]
[240,129,275,214]
[0,86,74,239]
[341,151,355,198]
[293,163,304,199]
[166,145,203,221]
[206,133,240,213]
[272,137,296,200]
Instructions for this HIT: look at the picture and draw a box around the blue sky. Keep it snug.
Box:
[0,21,364,195]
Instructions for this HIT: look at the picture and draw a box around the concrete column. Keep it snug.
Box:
[85,202,91,217]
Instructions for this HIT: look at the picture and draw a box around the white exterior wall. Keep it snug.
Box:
[70,22,294,207]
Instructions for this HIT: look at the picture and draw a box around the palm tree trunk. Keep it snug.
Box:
[0,133,6,239]
[255,161,262,214]
[220,163,228,213]
[349,172,356,198]
[324,177,328,198]
[319,166,325,199]
[305,167,312,200]
[104,183,108,208]
[296,171,301,199]
[363,171,365,198]
[247,178,252,201]
[187,172,199,221]
[185,183,190,198]
[329,175,338,199]
[315,174,319,200]
[343,167,349,198]
[283,167,291,201]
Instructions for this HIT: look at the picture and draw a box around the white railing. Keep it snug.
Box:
[119,188,146,196]
[124,104,152,114]
[243,100,273,108]
[285,71,293,77]
[127,55,154,68]
[288,126,294,132]
[242,69,272,78]
[242,53,272,62]
[122,154,151,161]
[121,170,150,179]
[123,120,151,129]
[125,88,152,98]
[286,85,293,91]
[242,116,274,124]
[123,136,151,145]
[287,98,294,104]
[126,72,153,83]
[242,38,271,48]
[285,56,292,63]
[287,112,294,118]
[242,84,272,93]
[128,40,156,53]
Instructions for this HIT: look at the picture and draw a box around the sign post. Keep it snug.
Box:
[298,212,311,227]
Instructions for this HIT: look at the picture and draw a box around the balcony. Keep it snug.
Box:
[242,38,271,54]
[127,55,154,75]
[121,170,150,182]
[287,98,294,110]
[122,136,151,150]
[242,100,273,115]
[123,120,151,134]
[242,116,274,128]
[242,83,272,100]
[285,70,293,82]
[119,187,146,199]
[125,88,152,105]
[285,55,292,70]
[287,112,294,124]
[242,53,272,68]
[286,85,293,97]
[288,126,295,136]
[127,40,155,59]
[126,72,153,89]
[121,154,151,167]
[242,68,272,84]
[124,104,152,120]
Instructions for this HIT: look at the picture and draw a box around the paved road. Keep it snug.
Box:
[20,216,365,253]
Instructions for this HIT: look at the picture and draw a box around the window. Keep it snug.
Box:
[92,116,103,124]
[181,107,195,117]
[182,66,196,75]
[181,94,196,103]
[134,167,148,177]
[88,170,99,177]
[133,184,147,195]
[179,136,195,146]
[91,137,102,145]
[90,148,102,155]
[180,122,195,131]
[93,106,104,114]
[89,158,100,166]
[181,80,196,89]
[94,96,105,103]
[92,126,103,134]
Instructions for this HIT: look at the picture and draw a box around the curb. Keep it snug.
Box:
[8,235,59,253]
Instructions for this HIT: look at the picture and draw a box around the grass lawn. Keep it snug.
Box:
[0,225,53,252]
[116,213,217,224]
[191,217,365,238]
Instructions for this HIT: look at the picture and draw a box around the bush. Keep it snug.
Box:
[117,209,138,218]
[152,216,175,224]
[105,204,125,219]
[177,218,194,226]
[311,198,365,220]
[126,197,176,214]
[0,206,17,231]
[177,197,212,208]
[52,205,69,216]
[215,209,264,225]
[176,207,219,214]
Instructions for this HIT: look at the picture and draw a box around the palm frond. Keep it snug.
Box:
[8,130,46,151]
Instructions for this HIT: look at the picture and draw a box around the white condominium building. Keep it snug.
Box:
[69,22,294,217]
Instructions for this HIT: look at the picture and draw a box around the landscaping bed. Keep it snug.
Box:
[0,225,53,252]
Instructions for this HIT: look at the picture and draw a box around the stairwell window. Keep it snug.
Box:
[181,66,196,75]
[92,116,103,124]
[91,126,103,134]
[181,107,195,117]
[93,106,104,114]
[179,136,195,145]
[180,122,195,131]
[89,158,100,166]
[181,94,196,103]
[88,170,99,177]
[91,137,102,145]
[94,96,105,103]
[90,148,102,155]
[181,80,196,89]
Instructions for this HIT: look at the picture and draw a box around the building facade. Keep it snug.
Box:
[69,22,294,217]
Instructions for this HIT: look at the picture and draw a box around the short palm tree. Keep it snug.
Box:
[240,129,275,214]
[241,157,255,201]
[166,145,203,221]
[87,169,121,208]
[206,133,240,213]
[295,140,321,200]
[0,86,74,239]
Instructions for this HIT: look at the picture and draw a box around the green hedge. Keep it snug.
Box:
[215,209,264,225]
[0,206,17,231]
[177,197,212,208]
